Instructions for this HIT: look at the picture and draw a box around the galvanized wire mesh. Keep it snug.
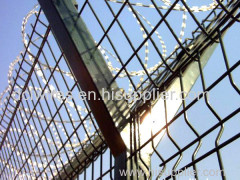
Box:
[0,0,239,179]
[0,9,106,179]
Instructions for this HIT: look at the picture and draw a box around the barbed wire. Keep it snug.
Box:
[0,0,224,177]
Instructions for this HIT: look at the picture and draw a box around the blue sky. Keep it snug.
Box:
[0,0,36,93]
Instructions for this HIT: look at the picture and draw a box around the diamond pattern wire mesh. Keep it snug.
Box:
[0,0,239,179]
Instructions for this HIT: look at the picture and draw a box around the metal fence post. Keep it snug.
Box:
[38,0,129,178]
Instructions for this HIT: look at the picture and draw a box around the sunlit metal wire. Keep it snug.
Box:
[0,0,239,179]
